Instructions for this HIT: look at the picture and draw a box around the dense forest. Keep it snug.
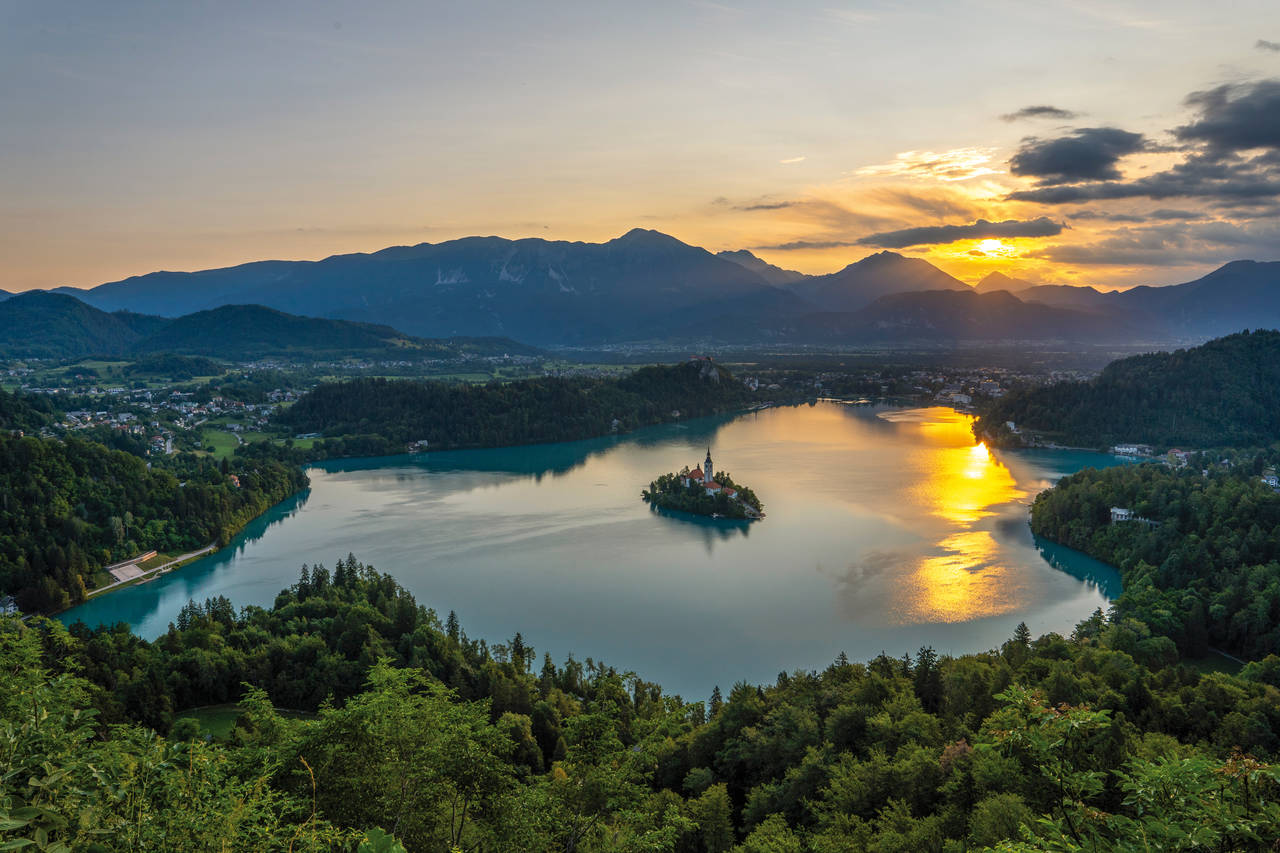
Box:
[0,385,57,433]
[643,469,763,519]
[5,557,1277,851]
[0,433,306,612]
[1030,460,1280,660]
[974,330,1280,450]
[278,360,755,451]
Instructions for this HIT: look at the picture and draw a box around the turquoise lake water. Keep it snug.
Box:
[61,403,1128,699]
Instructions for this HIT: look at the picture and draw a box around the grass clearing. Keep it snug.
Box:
[1186,650,1244,676]
[139,552,171,571]
[180,703,315,739]
[200,429,239,459]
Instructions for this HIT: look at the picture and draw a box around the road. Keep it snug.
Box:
[85,544,218,599]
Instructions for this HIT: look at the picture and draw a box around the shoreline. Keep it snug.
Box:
[81,544,219,602]
[54,399,911,616]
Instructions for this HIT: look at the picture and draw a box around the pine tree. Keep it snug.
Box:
[1013,621,1032,647]
[914,646,942,713]
[539,653,557,697]
[709,685,723,717]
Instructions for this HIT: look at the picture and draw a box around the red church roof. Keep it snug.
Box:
[690,468,704,480]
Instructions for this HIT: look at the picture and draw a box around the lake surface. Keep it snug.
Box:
[62,403,1128,699]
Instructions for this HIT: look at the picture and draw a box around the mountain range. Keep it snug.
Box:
[28,229,1280,347]
[0,292,535,360]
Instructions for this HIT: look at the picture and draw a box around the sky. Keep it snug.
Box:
[2,0,1279,292]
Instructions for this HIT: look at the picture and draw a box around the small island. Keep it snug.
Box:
[642,448,764,520]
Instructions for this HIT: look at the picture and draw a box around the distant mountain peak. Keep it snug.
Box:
[858,250,905,264]
[716,249,808,286]
[975,271,1036,294]
[609,227,687,248]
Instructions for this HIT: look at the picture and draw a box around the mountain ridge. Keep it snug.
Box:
[31,230,1280,347]
[0,292,537,360]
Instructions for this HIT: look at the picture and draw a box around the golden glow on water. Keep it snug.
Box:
[901,530,1022,623]
[891,408,1029,623]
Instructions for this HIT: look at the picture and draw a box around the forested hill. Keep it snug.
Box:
[277,359,754,450]
[0,385,57,433]
[131,303,541,359]
[0,291,537,360]
[1030,459,1280,660]
[9,557,1280,850]
[0,433,306,612]
[974,329,1280,449]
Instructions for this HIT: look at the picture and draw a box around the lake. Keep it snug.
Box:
[62,403,1128,700]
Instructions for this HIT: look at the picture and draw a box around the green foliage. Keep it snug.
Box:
[0,386,57,433]
[0,433,306,612]
[123,353,226,380]
[642,469,763,519]
[0,622,351,851]
[1029,461,1280,659]
[976,329,1280,449]
[0,292,166,359]
[11,557,1280,850]
[356,828,409,853]
[277,360,754,451]
[131,304,474,359]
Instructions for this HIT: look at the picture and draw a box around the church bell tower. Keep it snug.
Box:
[704,448,713,484]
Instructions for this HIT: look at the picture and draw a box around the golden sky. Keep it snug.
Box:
[3,1,1279,293]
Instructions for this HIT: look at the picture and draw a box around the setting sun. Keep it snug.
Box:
[977,238,1017,256]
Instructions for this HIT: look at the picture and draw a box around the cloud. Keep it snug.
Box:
[1008,151,1280,204]
[1011,80,1280,206]
[865,187,985,221]
[779,156,806,164]
[1028,220,1280,266]
[752,239,863,251]
[854,148,1002,182]
[1001,105,1080,122]
[855,217,1065,248]
[1176,79,1280,153]
[1069,208,1205,222]
[735,200,796,211]
[1009,127,1147,185]
[1258,39,1280,52]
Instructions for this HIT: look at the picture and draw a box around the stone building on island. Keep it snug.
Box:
[681,448,738,499]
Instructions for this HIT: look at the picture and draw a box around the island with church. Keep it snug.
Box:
[642,448,764,520]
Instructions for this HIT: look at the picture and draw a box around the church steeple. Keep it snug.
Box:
[704,447,713,484]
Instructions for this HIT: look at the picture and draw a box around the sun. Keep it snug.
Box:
[969,238,1020,260]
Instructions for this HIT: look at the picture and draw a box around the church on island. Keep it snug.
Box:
[681,449,739,500]
[643,447,763,519]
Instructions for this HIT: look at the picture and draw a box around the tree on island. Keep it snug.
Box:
[641,466,763,519]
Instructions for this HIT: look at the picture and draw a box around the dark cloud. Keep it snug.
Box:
[1028,220,1280,266]
[1009,127,1147,185]
[1069,208,1205,223]
[1068,210,1146,223]
[1176,80,1280,153]
[1001,105,1079,122]
[855,217,1064,248]
[735,201,795,211]
[1150,208,1206,220]
[1008,151,1280,204]
[752,239,861,251]
[1258,39,1280,52]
